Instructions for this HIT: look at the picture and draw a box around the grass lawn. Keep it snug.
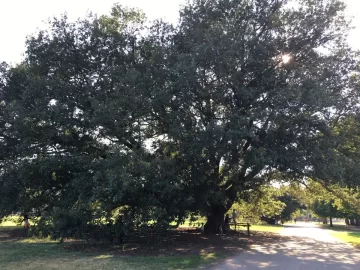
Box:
[319,224,360,249]
[0,217,283,269]
[177,217,285,234]
[0,218,19,227]
[0,226,221,270]
[177,217,207,228]
[330,231,360,248]
[249,224,284,233]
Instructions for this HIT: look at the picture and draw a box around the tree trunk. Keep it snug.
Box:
[356,217,360,226]
[204,206,227,234]
[203,183,238,234]
[329,216,333,227]
[345,218,349,225]
[350,217,356,226]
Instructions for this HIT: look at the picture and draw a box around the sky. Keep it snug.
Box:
[0,0,359,65]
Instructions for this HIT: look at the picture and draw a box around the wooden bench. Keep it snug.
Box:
[229,222,251,236]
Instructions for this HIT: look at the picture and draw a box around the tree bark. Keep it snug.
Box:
[204,206,227,234]
[345,218,349,225]
[204,183,237,234]
[350,217,356,226]
[329,216,333,227]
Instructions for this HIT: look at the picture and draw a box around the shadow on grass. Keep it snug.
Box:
[63,230,250,257]
[0,238,224,270]
[0,226,29,241]
[0,226,260,269]
[318,224,360,232]
[0,226,297,269]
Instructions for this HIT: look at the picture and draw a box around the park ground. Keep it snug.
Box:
[1,221,360,269]
[209,223,360,270]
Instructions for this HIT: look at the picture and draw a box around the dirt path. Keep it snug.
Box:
[207,223,360,270]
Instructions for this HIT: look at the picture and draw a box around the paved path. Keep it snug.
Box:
[208,223,360,269]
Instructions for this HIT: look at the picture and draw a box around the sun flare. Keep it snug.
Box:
[281,54,292,64]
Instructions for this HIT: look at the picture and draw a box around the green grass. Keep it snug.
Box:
[318,224,360,233]
[1,215,36,227]
[330,231,360,248]
[175,217,285,234]
[0,217,22,231]
[249,224,284,233]
[0,219,18,227]
[0,227,220,270]
[318,224,360,248]
[178,217,207,228]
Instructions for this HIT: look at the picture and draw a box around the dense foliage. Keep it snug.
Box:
[306,181,360,226]
[231,185,304,224]
[1,0,360,237]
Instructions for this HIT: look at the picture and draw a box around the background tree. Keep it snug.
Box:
[232,186,286,223]
[276,193,304,223]
[232,184,304,224]
[312,199,341,226]
[300,180,360,226]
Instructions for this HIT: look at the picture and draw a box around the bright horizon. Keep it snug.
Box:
[0,0,359,65]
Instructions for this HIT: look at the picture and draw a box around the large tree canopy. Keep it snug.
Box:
[1,0,360,236]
